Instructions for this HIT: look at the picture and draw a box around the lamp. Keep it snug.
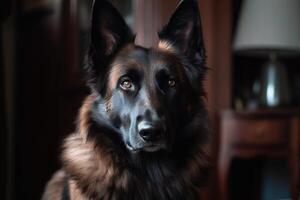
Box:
[233,0,300,108]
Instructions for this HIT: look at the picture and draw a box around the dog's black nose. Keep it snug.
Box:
[138,121,163,142]
[139,127,161,142]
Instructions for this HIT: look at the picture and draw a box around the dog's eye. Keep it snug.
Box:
[168,79,176,87]
[120,77,133,90]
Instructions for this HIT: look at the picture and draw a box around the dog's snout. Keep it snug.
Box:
[138,121,163,142]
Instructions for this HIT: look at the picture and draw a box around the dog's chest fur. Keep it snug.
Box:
[62,132,208,200]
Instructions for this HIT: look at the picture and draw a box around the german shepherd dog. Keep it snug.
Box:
[43,0,210,199]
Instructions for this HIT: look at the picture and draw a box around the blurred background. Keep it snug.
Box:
[1,0,300,199]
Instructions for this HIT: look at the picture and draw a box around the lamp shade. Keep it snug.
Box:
[233,0,300,55]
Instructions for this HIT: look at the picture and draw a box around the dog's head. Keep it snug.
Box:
[86,0,207,153]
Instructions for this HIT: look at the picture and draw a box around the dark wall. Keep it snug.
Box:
[13,3,87,199]
[0,27,7,200]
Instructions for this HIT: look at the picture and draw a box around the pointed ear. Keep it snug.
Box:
[90,0,134,58]
[159,0,206,68]
[87,0,134,91]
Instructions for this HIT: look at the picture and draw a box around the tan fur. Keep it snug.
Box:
[62,133,114,196]
[41,170,66,200]
[42,170,89,200]
[60,133,130,199]
[78,94,98,142]
[69,180,88,200]
[107,63,122,94]
[158,40,177,53]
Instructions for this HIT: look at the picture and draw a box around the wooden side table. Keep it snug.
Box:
[218,109,300,200]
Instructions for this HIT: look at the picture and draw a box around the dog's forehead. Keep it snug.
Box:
[117,44,179,69]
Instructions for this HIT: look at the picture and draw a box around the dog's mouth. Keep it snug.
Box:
[125,142,166,153]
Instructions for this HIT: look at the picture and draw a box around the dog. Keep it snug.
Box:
[42,0,211,199]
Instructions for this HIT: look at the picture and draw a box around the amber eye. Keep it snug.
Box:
[120,78,133,90]
[168,79,176,87]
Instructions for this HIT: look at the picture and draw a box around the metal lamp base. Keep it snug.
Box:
[259,53,291,108]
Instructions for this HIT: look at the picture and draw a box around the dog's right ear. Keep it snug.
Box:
[91,0,134,58]
[87,0,134,90]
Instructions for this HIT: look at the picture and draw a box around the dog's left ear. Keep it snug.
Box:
[159,0,206,68]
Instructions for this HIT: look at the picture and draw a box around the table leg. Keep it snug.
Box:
[289,117,300,200]
[218,149,232,200]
